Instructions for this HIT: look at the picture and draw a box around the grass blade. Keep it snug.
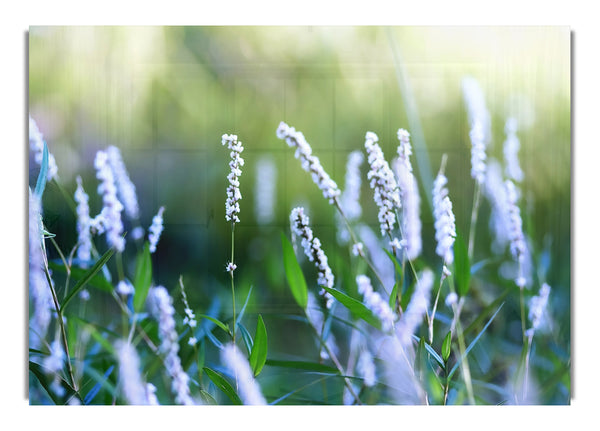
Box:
[281,232,308,309]
[198,314,231,335]
[321,286,381,329]
[34,141,49,198]
[60,247,115,311]
[454,231,470,297]
[448,302,504,379]
[249,315,268,376]
[133,242,152,313]
[265,359,339,374]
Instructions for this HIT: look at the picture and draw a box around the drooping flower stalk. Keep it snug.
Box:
[432,164,456,274]
[147,286,194,405]
[106,146,140,220]
[394,129,422,260]
[29,116,58,181]
[276,122,341,204]
[93,150,125,253]
[364,131,402,252]
[503,117,524,183]
[74,176,92,267]
[290,207,335,309]
[116,340,158,405]
[148,206,165,254]
[221,343,267,405]
[356,275,396,332]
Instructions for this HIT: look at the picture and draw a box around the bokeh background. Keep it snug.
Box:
[28,26,570,404]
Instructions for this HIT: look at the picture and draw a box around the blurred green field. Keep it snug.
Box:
[28,26,570,404]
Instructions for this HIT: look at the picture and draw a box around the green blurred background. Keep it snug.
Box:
[29,26,570,404]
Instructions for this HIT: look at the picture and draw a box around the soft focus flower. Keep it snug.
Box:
[290,207,335,309]
[115,340,156,405]
[106,146,139,220]
[340,150,364,221]
[148,206,165,254]
[305,292,339,360]
[254,155,277,225]
[505,180,527,264]
[276,122,340,204]
[526,283,551,337]
[226,262,237,274]
[395,269,434,346]
[503,117,524,183]
[357,350,376,387]
[356,275,396,332]
[223,134,245,224]
[432,173,456,268]
[462,77,491,185]
[74,176,92,267]
[116,279,135,296]
[93,150,125,252]
[29,116,58,181]
[221,343,267,405]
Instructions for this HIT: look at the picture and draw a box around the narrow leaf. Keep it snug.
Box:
[83,365,114,405]
[265,359,339,374]
[203,367,242,405]
[48,262,113,293]
[61,247,115,311]
[281,232,308,309]
[412,334,445,370]
[384,249,403,279]
[249,315,268,376]
[133,242,152,312]
[198,314,231,335]
[34,141,49,198]
[235,286,253,327]
[389,281,401,310]
[238,322,254,355]
[442,331,452,363]
[448,302,504,379]
[321,286,381,329]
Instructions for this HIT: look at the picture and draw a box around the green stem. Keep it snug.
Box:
[230,223,237,344]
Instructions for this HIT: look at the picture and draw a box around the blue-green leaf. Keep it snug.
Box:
[442,331,452,363]
[281,233,308,309]
[249,315,268,376]
[34,141,49,198]
[321,286,381,329]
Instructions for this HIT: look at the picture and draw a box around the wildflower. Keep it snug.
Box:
[526,283,551,337]
[356,275,396,332]
[351,242,364,257]
[131,226,145,241]
[396,269,434,346]
[148,206,165,254]
[221,343,267,405]
[147,286,194,405]
[29,191,53,349]
[226,262,237,274]
[505,180,527,264]
[29,116,58,181]
[357,350,376,387]
[432,172,456,268]
[462,77,491,185]
[290,207,335,309]
[116,279,134,296]
[503,117,524,183]
[254,156,277,225]
[79,289,90,302]
[74,176,92,266]
[115,340,156,405]
[445,292,458,307]
[106,146,139,220]
[179,278,198,346]
[394,129,422,260]
[364,131,401,245]
[276,122,341,204]
[93,150,125,252]
[222,133,244,224]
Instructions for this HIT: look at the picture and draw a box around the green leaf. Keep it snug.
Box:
[198,314,231,335]
[412,335,445,370]
[321,286,381,329]
[448,302,504,379]
[203,367,242,405]
[49,262,113,293]
[281,232,308,309]
[454,231,471,297]
[249,315,268,376]
[34,141,49,198]
[384,249,403,279]
[461,288,510,339]
[442,331,452,363]
[133,242,152,312]
[61,247,115,312]
[389,281,401,310]
[198,389,218,405]
[29,361,82,405]
[265,359,339,374]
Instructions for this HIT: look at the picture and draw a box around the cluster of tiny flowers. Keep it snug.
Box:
[364,131,402,242]
[290,207,335,309]
[254,156,277,225]
[116,279,135,296]
[106,146,140,220]
[148,286,194,405]
[526,283,551,337]
[394,129,422,260]
[503,118,524,183]
[116,341,156,405]
[223,134,244,224]
[29,116,58,181]
[504,180,527,264]
[148,206,165,254]
[432,173,456,267]
[340,151,364,220]
[180,281,198,346]
[395,269,434,346]
[29,191,52,349]
[276,122,341,204]
[93,150,125,252]
[351,242,364,257]
[462,77,491,185]
[357,350,376,387]
[356,275,396,332]
[221,343,267,405]
[74,176,92,266]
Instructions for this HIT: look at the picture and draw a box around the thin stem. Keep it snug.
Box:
[454,306,475,405]
[467,182,481,260]
[230,223,237,344]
